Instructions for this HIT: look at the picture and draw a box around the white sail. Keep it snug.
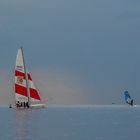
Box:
[15,48,28,105]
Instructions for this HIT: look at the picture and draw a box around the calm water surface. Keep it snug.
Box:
[0,106,140,140]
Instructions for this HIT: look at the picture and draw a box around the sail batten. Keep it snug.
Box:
[15,84,27,96]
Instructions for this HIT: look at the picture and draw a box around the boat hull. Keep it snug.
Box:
[30,104,47,109]
[9,104,47,109]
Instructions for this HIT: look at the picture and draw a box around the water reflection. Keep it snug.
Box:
[15,109,34,140]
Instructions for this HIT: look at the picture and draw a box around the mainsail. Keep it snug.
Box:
[14,48,45,108]
[15,48,28,104]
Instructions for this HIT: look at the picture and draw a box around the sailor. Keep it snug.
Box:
[20,102,23,107]
[130,99,133,106]
[23,102,26,108]
[16,101,20,108]
[26,102,29,108]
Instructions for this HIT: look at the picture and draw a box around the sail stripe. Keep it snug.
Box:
[28,74,32,81]
[15,70,26,79]
[30,88,41,100]
[15,84,28,97]
[15,70,32,80]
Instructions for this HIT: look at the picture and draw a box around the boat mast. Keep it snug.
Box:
[21,47,31,107]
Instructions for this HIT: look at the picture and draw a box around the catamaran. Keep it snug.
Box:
[14,48,46,109]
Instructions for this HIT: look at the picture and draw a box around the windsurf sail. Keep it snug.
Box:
[14,48,46,109]
[124,91,133,106]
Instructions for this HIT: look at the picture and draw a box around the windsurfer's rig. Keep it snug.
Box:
[124,91,134,106]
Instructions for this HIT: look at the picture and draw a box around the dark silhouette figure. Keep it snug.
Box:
[23,102,26,108]
[26,102,29,108]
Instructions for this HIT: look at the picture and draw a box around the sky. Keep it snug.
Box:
[0,0,140,105]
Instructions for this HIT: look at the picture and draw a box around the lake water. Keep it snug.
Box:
[0,105,140,140]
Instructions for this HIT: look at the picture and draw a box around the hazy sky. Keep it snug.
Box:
[0,0,140,105]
